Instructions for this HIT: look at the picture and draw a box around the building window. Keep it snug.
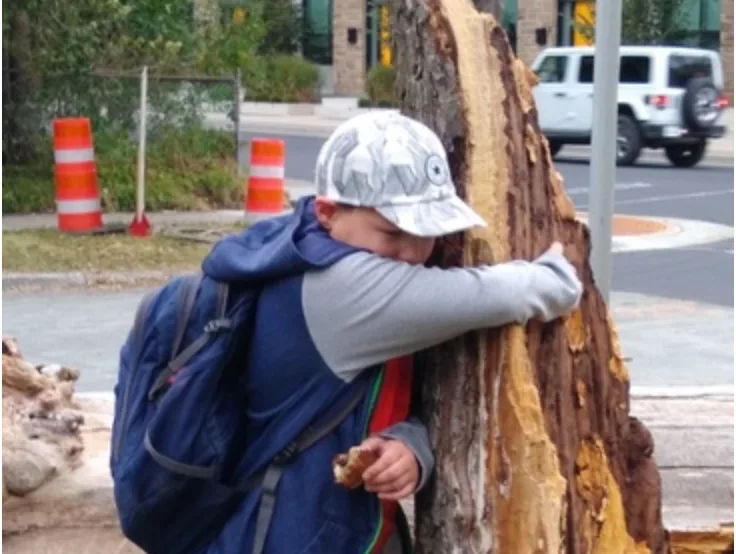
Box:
[302,0,333,64]
[667,0,721,51]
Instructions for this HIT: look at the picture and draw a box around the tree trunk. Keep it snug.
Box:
[392,1,667,553]
[4,11,41,164]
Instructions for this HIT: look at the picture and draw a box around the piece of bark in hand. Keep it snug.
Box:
[332,447,379,489]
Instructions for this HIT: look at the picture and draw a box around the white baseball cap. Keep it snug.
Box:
[314,111,487,237]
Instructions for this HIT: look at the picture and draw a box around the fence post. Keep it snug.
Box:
[129,65,151,237]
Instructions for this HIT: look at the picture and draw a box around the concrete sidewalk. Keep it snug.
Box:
[631,393,733,531]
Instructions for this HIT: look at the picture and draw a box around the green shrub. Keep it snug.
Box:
[243,55,320,103]
[366,64,396,107]
[2,128,243,214]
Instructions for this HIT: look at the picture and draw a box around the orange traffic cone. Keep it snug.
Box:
[245,138,286,214]
[52,118,104,233]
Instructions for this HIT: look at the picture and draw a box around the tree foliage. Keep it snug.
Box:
[573,0,688,45]
[620,0,689,44]
[2,0,267,163]
[259,0,303,56]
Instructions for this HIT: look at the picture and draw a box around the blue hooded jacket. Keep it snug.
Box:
[199,196,389,554]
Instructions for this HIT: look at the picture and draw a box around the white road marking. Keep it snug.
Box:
[566,182,652,196]
[578,189,734,209]
[670,247,735,255]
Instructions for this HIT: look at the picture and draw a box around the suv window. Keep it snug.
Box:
[578,55,651,84]
[579,56,594,83]
[536,55,568,83]
[668,55,713,88]
[619,56,650,83]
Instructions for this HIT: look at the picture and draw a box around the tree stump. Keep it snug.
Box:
[392,1,667,552]
[2,336,141,554]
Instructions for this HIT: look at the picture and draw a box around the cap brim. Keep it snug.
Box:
[375,195,487,238]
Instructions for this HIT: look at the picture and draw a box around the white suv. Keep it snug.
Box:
[531,45,728,167]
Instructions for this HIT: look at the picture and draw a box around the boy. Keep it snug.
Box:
[198,111,582,553]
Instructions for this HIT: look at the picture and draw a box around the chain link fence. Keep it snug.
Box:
[3,65,245,214]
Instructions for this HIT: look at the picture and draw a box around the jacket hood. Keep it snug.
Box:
[201,196,358,282]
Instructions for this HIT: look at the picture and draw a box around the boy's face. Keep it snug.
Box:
[315,197,436,265]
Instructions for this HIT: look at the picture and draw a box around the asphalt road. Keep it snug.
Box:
[242,132,735,308]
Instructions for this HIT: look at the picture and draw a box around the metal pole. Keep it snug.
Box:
[588,0,623,303]
[135,66,148,221]
[370,0,379,67]
[561,0,572,46]
[234,69,244,175]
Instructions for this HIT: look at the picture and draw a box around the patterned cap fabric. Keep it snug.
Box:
[315,111,487,237]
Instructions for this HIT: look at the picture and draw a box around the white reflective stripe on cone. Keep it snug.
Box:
[56,198,101,214]
[54,148,95,164]
[249,165,285,179]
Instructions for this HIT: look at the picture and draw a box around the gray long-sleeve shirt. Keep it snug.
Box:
[301,247,582,552]
[302,246,583,383]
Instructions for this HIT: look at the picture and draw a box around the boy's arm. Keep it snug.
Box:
[302,246,582,381]
[377,416,434,492]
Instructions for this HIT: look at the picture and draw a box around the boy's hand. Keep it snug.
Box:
[359,436,419,501]
[548,241,564,256]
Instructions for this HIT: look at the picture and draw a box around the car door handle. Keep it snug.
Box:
[554,92,567,97]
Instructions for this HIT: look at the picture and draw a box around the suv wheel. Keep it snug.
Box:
[616,114,642,166]
[682,77,720,132]
[665,140,707,168]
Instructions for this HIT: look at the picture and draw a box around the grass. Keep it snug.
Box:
[2,127,244,215]
[2,230,214,273]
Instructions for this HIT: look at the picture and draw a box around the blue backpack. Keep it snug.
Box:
[110,272,368,554]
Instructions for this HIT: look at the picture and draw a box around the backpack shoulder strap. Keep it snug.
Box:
[170,273,204,360]
[147,275,231,401]
[131,289,157,362]
[249,376,372,554]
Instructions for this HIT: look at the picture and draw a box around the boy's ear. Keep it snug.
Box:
[314,196,339,229]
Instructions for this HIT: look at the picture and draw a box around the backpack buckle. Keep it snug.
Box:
[272,441,299,465]
[204,319,232,334]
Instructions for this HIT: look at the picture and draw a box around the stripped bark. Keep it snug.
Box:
[392,1,667,552]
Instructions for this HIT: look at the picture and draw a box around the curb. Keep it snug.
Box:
[609,215,734,253]
[558,148,734,166]
[2,270,183,292]
[630,385,734,398]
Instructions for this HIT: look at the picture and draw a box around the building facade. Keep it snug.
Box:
[722,0,733,104]
[328,0,733,101]
[332,0,367,95]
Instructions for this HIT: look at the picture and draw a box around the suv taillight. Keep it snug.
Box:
[648,95,669,109]
[717,96,729,109]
